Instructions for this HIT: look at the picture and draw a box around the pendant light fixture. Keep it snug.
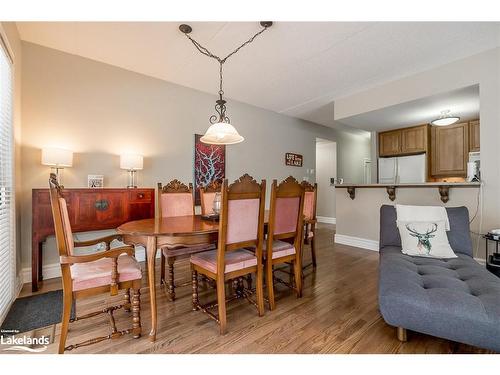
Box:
[430,110,460,126]
[179,22,273,145]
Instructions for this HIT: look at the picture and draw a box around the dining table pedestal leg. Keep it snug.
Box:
[146,236,158,342]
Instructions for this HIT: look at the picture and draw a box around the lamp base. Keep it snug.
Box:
[127,170,138,189]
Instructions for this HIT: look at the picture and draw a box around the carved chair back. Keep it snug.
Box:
[301,181,318,222]
[267,176,305,256]
[199,179,222,215]
[217,174,266,272]
[157,179,195,218]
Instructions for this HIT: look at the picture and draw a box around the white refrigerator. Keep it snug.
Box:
[378,154,426,184]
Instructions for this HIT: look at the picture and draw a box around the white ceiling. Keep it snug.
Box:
[16,22,500,129]
[339,84,480,132]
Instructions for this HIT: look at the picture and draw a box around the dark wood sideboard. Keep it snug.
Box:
[32,188,155,291]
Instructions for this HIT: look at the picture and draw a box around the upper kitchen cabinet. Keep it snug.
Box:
[379,124,428,157]
[379,130,401,156]
[469,119,480,152]
[401,125,428,154]
[430,122,469,177]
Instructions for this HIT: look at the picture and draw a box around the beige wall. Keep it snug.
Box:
[20,42,370,270]
[315,140,336,219]
[335,131,371,184]
[334,48,500,258]
[0,23,22,278]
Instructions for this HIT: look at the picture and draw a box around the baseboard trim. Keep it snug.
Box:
[20,248,161,284]
[21,263,61,284]
[334,234,379,252]
[317,216,336,224]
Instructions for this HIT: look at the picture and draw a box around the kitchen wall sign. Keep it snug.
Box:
[285,153,303,167]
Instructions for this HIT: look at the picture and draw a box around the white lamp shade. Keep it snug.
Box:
[41,147,73,167]
[120,154,143,170]
[200,122,244,145]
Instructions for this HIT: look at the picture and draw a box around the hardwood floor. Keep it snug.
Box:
[18,224,492,354]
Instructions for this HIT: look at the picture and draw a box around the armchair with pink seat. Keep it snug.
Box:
[49,173,142,354]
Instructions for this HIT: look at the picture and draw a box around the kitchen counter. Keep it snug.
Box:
[335,181,481,202]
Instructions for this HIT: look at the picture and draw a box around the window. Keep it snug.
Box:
[0,35,14,323]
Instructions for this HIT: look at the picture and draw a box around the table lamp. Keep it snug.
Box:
[41,147,73,187]
[120,154,143,188]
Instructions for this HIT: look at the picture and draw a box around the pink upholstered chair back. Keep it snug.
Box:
[158,180,195,218]
[199,180,222,215]
[226,198,260,244]
[160,193,194,217]
[219,174,266,251]
[303,192,315,220]
[301,182,317,221]
[201,192,216,215]
[273,197,300,235]
[269,176,305,239]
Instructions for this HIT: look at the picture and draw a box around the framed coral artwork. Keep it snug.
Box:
[194,134,225,205]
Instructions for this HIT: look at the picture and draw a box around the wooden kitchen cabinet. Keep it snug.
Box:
[379,130,401,156]
[430,122,469,177]
[379,124,428,157]
[469,119,480,152]
[401,125,428,154]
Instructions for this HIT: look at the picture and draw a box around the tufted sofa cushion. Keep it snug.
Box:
[379,205,500,352]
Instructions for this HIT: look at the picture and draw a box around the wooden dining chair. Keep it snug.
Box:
[301,181,318,270]
[49,173,141,354]
[264,176,305,310]
[158,179,215,300]
[199,179,222,215]
[190,174,266,334]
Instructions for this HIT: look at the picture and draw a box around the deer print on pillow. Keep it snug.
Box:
[405,223,438,255]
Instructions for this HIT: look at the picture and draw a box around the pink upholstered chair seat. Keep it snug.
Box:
[162,243,216,258]
[248,240,296,259]
[263,240,296,259]
[191,249,257,274]
[71,254,142,292]
[308,231,314,238]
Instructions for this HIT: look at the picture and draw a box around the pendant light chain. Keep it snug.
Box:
[183,24,271,99]
[179,22,272,144]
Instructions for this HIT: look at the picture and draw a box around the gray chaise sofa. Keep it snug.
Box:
[378,205,500,352]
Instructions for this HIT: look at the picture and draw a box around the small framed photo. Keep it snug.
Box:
[88,175,104,188]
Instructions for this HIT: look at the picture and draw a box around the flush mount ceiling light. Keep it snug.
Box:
[179,21,273,145]
[430,110,460,126]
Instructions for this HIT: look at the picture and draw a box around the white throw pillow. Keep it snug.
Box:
[397,220,457,259]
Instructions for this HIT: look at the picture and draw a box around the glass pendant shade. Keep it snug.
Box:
[200,122,244,145]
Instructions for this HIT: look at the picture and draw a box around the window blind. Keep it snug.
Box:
[0,38,14,323]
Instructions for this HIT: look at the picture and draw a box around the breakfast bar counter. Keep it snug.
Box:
[334,182,481,203]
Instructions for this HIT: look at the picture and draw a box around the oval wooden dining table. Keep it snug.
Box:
[117,213,269,341]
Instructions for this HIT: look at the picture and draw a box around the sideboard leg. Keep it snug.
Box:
[38,241,43,281]
[32,238,40,292]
